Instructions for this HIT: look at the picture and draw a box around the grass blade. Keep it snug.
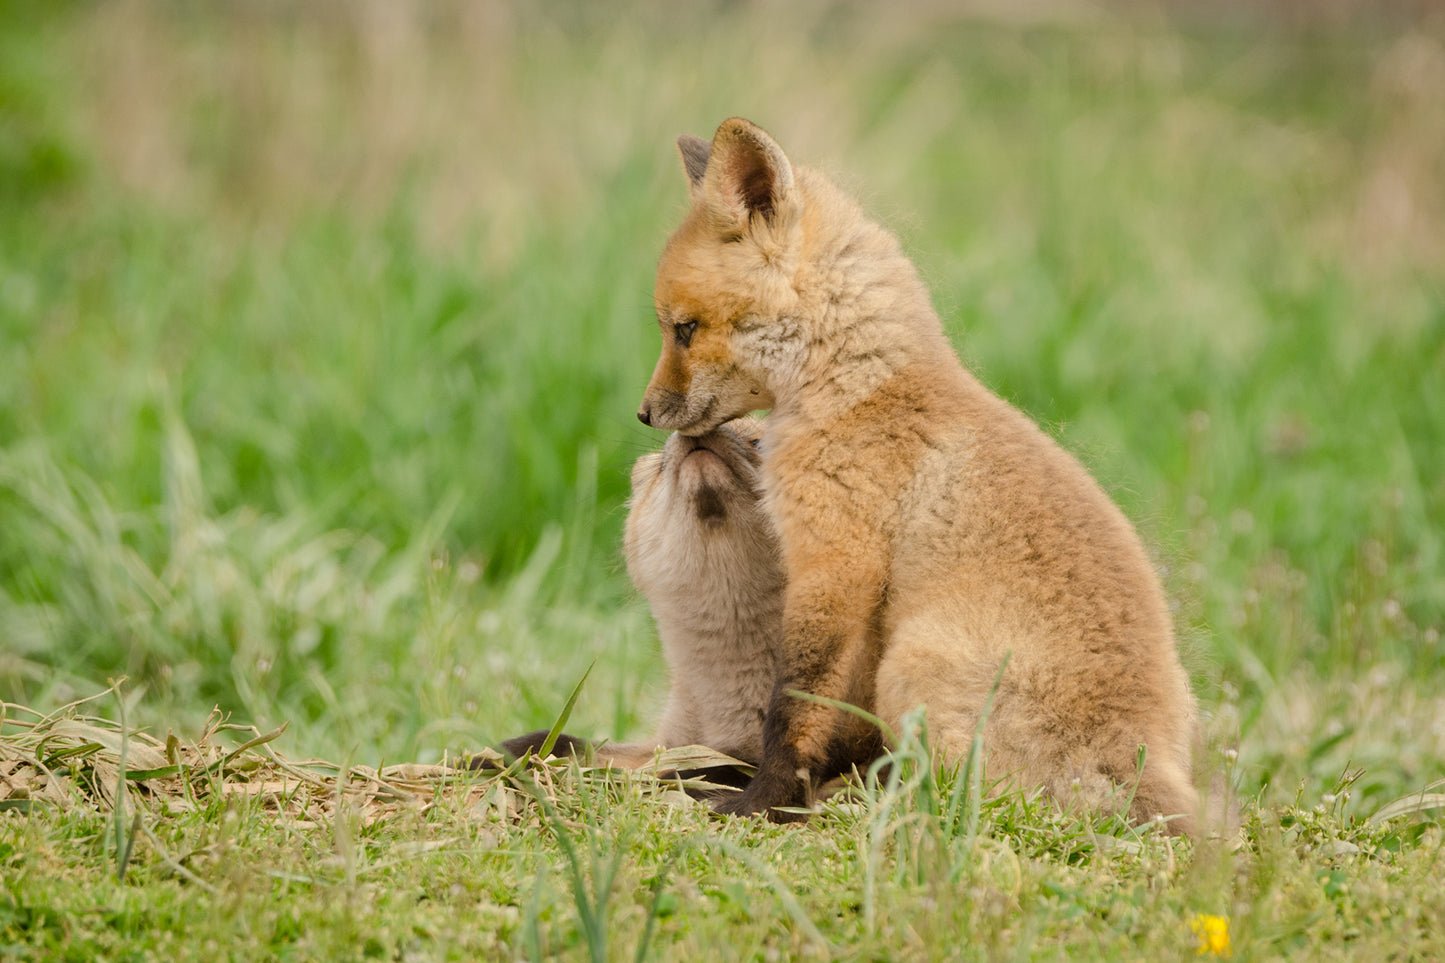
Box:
[113,683,131,882]
[538,659,596,760]
[1368,792,1445,825]
[785,689,896,747]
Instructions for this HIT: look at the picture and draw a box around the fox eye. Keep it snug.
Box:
[674,320,698,348]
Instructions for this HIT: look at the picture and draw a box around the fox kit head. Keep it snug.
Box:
[638,118,808,435]
[624,417,779,604]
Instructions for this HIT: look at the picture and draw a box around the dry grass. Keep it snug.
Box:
[0,684,749,828]
[1,686,474,824]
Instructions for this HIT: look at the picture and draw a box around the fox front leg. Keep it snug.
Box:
[714,567,884,822]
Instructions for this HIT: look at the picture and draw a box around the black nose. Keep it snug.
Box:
[637,409,652,427]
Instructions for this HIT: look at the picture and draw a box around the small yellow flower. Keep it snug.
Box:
[1190,913,1231,957]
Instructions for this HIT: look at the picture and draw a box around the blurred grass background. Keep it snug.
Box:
[1,0,1441,811]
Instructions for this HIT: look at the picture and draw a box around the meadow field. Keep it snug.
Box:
[2,1,1443,958]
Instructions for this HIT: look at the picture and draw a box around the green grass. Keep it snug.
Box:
[3,694,1443,960]
[2,1,1443,959]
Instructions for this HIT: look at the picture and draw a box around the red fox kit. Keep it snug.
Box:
[638,118,1200,833]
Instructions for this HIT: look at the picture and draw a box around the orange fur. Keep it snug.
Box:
[639,118,1199,834]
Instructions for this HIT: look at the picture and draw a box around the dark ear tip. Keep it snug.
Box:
[678,134,711,160]
[678,134,711,187]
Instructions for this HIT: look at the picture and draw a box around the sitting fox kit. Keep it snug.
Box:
[603,418,783,769]
[637,118,1199,833]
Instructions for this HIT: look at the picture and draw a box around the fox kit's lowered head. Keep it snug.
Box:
[624,417,779,614]
[638,117,939,434]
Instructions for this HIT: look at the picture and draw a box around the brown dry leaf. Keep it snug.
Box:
[47,719,171,772]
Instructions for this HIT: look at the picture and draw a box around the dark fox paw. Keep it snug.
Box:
[711,779,811,823]
[501,730,589,761]
[461,730,589,771]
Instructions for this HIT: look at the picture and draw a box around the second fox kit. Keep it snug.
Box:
[638,118,1200,833]
[600,417,783,770]
[504,417,883,785]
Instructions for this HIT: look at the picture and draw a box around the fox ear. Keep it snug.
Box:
[703,117,795,232]
[677,135,711,196]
